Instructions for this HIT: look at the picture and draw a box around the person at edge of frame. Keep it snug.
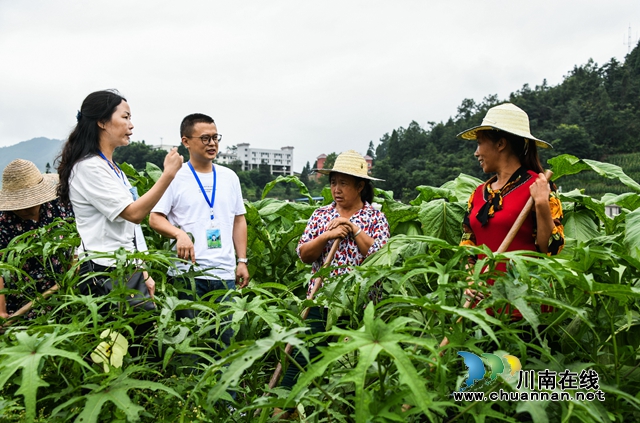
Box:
[0,159,74,321]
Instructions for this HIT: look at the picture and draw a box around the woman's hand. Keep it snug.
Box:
[144,273,156,298]
[163,147,183,178]
[530,173,551,205]
[464,286,485,301]
[326,217,356,234]
[324,224,350,241]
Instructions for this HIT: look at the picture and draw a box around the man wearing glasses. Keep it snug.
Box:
[150,113,249,341]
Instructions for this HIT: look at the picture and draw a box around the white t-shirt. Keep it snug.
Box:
[152,162,246,280]
[69,155,147,266]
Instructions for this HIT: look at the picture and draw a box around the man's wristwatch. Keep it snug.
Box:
[237,258,248,264]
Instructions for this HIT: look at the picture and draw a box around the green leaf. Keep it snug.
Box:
[288,304,436,420]
[207,325,309,403]
[74,371,180,423]
[262,175,314,204]
[0,330,91,422]
[549,154,640,193]
[602,192,640,212]
[562,210,600,242]
[440,173,484,202]
[625,208,640,260]
[417,199,466,245]
[145,162,163,183]
[380,200,420,234]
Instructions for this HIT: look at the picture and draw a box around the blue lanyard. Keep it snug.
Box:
[188,161,217,221]
[98,151,126,186]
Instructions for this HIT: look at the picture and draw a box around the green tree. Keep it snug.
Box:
[113,141,167,170]
[317,152,337,186]
[300,161,311,185]
[177,143,190,162]
[366,141,375,161]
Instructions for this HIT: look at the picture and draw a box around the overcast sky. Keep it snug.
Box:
[1,1,638,172]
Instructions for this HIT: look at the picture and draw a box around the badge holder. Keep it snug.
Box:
[206,211,222,249]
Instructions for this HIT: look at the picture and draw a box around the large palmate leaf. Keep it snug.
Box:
[0,330,91,422]
[549,154,640,193]
[287,303,439,422]
[207,324,309,404]
[417,199,467,245]
[52,368,180,423]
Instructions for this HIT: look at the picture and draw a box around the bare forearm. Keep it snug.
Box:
[119,174,174,224]
[149,212,183,239]
[535,203,555,254]
[299,232,331,264]
[0,277,7,318]
[349,223,374,256]
[232,215,248,258]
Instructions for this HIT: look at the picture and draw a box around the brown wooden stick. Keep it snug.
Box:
[2,284,59,328]
[267,238,342,390]
[439,170,553,348]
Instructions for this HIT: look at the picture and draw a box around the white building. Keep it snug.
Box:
[229,143,294,175]
[152,138,180,152]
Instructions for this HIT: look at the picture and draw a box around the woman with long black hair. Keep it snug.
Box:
[57,89,183,298]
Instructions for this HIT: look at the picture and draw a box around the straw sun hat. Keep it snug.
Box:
[316,150,383,181]
[0,159,59,211]
[457,103,552,148]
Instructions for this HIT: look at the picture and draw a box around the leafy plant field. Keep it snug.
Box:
[0,154,639,422]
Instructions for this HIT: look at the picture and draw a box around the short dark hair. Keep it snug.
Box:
[477,129,544,174]
[57,89,127,204]
[180,113,215,137]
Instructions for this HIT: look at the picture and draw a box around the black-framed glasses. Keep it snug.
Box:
[187,134,222,145]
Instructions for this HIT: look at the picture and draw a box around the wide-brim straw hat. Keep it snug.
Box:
[315,150,383,181]
[0,159,59,211]
[457,103,552,148]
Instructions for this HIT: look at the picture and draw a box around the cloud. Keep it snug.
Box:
[0,0,637,170]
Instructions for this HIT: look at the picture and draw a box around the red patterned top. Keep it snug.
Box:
[297,202,390,298]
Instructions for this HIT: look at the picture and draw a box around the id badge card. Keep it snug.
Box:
[206,220,222,249]
[129,186,139,201]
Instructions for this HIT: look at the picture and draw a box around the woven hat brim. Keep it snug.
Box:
[0,174,59,211]
[457,125,552,149]
[314,168,384,181]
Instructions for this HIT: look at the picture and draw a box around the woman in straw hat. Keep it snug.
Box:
[457,103,564,319]
[57,89,183,300]
[274,150,390,418]
[0,159,73,320]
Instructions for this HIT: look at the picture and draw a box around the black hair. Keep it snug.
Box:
[478,129,544,174]
[180,113,215,137]
[56,89,127,205]
[329,172,375,204]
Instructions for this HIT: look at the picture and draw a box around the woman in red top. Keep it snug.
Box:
[458,103,564,318]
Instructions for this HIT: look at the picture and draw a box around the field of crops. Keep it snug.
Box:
[0,154,639,422]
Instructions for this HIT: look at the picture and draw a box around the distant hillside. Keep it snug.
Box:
[0,138,63,187]
[371,40,640,201]
[0,137,64,172]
